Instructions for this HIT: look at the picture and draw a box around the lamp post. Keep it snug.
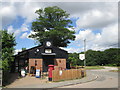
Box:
[84,39,86,67]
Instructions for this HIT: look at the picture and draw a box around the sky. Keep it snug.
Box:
[0,0,119,54]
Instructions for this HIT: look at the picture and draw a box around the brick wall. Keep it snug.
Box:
[29,58,66,73]
[54,59,66,70]
[29,59,43,73]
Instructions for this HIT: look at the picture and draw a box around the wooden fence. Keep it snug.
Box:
[52,69,86,82]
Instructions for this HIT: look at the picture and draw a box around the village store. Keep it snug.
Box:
[13,41,68,75]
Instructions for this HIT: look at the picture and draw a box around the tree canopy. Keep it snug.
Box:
[22,47,26,51]
[1,30,16,70]
[29,6,76,47]
[68,48,120,67]
[1,30,16,85]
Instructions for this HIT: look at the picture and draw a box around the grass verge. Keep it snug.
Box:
[109,70,120,72]
[85,66,105,70]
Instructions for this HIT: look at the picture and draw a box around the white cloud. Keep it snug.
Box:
[7,25,14,34]
[68,27,75,31]
[20,32,28,39]
[14,49,22,55]
[20,24,29,31]
[73,23,118,52]
[1,1,42,27]
[2,2,117,29]
[60,47,81,53]
[1,5,17,27]
[97,23,118,46]
[76,7,117,30]
[14,29,21,36]
[7,23,29,37]
[7,25,21,36]
[75,29,95,41]
[17,2,41,24]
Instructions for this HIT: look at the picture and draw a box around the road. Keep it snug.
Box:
[59,69,118,88]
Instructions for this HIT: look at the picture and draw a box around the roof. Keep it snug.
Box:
[15,45,67,56]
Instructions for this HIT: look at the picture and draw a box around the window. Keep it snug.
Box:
[35,60,37,66]
[45,49,52,53]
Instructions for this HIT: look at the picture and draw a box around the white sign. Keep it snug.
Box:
[21,70,25,77]
[59,70,62,76]
[36,69,40,77]
[79,54,85,60]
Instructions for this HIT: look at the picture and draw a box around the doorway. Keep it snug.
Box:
[42,56,55,72]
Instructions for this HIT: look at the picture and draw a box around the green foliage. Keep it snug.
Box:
[68,48,120,67]
[103,48,120,66]
[1,30,16,85]
[68,53,83,66]
[1,30,16,70]
[29,6,76,47]
[22,48,26,51]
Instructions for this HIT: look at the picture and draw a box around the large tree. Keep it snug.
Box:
[29,6,76,47]
[1,30,16,85]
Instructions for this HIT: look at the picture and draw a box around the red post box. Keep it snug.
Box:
[48,65,54,81]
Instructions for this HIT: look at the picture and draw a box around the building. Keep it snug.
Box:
[14,41,68,74]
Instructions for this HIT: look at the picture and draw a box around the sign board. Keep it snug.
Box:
[36,69,40,78]
[21,69,25,77]
[79,54,85,60]
[59,70,62,76]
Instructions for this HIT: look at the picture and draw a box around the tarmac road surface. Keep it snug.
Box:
[59,69,118,88]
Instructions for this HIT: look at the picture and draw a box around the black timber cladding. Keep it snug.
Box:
[13,41,69,72]
[17,45,68,59]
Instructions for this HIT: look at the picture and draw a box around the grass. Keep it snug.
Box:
[109,70,120,72]
[85,66,105,70]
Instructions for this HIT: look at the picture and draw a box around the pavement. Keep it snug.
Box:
[5,66,118,88]
[7,71,98,88]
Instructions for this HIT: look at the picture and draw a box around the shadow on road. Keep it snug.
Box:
[3,73,19,86]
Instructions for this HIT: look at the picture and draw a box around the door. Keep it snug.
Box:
[42,56,54,72]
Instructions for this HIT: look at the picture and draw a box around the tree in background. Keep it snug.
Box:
[85,48,120,66]
[22,48,26,51]
[103,48,120,66]
[68,48,120,67]
[29,6,76,47]
[68,53,78,66]
[85,50,97,66]
[68,53,84,67]
[1,30,16,85]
